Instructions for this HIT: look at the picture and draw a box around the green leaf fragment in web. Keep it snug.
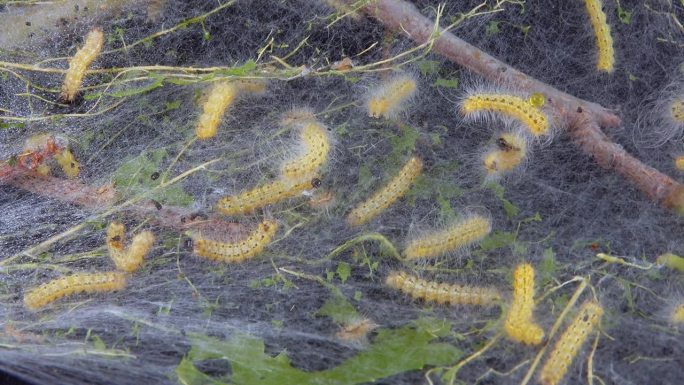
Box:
[417,60,440,76]
[479,231,516,252]
[389,123,419,162]
[487,182,520,218]
[181,320,461,385]
[317,294,359,325]
[112,148,193,206]
[433,77,459,89]
[336,261,351,283]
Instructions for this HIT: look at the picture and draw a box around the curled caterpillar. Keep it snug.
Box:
[106,222,156,273]
[193,219,278,263]
[583,0,615,73]
[385,271,501,306]
[216,177,316,216]
[539,301,603,385]
[504,263,544,345]
[461,93,549,136]
[61,28,104,102]
[484,132,527,176]
[24,272,127,310]
[367,75,417,119]
[196,81,238,139]
[347,156,423,227]
[281,120,331,181]
[54,148,80,178]
[403,215,491,260]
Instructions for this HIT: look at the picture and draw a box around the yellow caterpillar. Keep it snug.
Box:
[504,263,544,345]
[61,28,104,102]
[671,98,684,123]
[24,272,127,310]
[675,156,684,171]
[346,156,423,227]
[193,219,278,263]
[196,81,238,139]
[386,271,501,306]
[367,75,417,119]
[483,132,527,176]
[106,222,156,273]
[672,303,684,325]
[461,93,549,136]
[403,215,491,260]
[216,177,316,216]
[281,120,331,181]
[539,301,604,385]
[584,0,615,73]
[54,148,80,178]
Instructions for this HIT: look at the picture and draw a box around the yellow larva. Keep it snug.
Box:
[504,263,544,345]
[385,271,501,306]
[672,303,684,325]
[675,156,684,171]
[196,81,238,139]
[216,177,315,216]
[672,98,684,123]
[403,215,491,260]
[584,0,615,73]
[484,133,527,175]
[346,156,423,227]
[281,121,331,180]
[539,301,604,385]
[367,76,417,119]
[61,28,104,102]
[54,148,80,178]
[23,272,127,310]
[193,219,278,263]
[106,222,156,273]
[461,93,549,136]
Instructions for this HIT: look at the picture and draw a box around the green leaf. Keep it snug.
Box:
[486,21,500,36]
[317,295,359,325]
[215,60,257,76]
[539,248,557,286]
[417,60,440,76]
[479,231,516,252]
[176,358,227,385]
[616,6,632,24]
[487,182,519,218]
[336,262,351,283]
[389,123,419,161]
[433,77,459,89]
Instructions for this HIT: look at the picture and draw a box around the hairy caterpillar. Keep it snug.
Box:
[672,98,684,123]
[216,177,316,216]
[336,317,378,343]
[23,272,127,310]
[281,120,331,181]
[54,148,80,178]
[367,75,417,119]
[346,156,423,227]
[672,303,684,325]
[583,0,615,73]
[106,222,156,273]
[676,156,684,171]
[61,28,104,102]
[386,271,501,306]
[461,93,549,136]
[403,215,491,260]
[504,263,544,345]
[196,81,238,139]
[193,219,278,263]
[539,301,604,385]
[484,132,527,176]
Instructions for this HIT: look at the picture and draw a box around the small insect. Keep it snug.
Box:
[311,177,322,188]
[150,171,160,180]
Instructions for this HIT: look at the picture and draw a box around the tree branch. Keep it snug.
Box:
[353,0,684,213]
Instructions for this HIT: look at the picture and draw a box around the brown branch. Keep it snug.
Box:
[353,0,684,213]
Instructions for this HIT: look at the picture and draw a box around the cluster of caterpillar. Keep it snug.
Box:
[483,132,527,177]
[504,263,544,345]
[346,156,423,227]
[366,75,417,119]
[61,28,104,102]
[403,215,491,260]
[539,300,603,385]
[192,219,278,263]
[461,92,550,136]
[385,271,501,306]
[195,80,266,139]
[23,272,127,310]
[583,0,615,73]
[106,222,156,272]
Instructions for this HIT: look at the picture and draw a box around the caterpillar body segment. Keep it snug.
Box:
[461,93,549,136]
[61,28,104,102]
[54,149,80,178]
[193,219,278,263]
[196,81,238,139]
[216,177,316,216]
[584,0,615,73]
[672,303,684,325]
[504,263,544,345]
[484,132,527,176]
[23,272,127,310]
[106,222,156,273]
[281,121,331,181]
[386,271,501,306]
[672,98,684,123]
[539,301,604,385]
[346,156,423,227]
[403,215,491,260]
[367,75,417,119]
